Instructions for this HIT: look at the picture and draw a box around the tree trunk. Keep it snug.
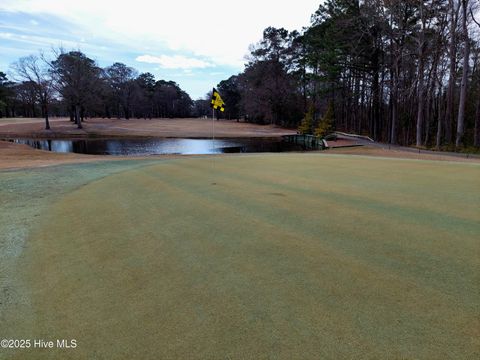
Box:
[445,0,460,144]
[425,52,440,146]
[416,3,426,147]
[372,59,380,140]
[43,102,50,130]
[474,97,480,147]
[455,0,470,148]
[436,90,444,149]
[75,104,82,129]
[416,53,426,147]
[359,73,366,134]
[390,56,399,144]
[416,70,425,147]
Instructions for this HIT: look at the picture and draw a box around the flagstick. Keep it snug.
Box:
[212,107,216,185]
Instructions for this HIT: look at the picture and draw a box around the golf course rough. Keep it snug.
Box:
[1,154,479,359]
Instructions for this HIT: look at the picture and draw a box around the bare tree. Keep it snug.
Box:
[473,44,480,147]
[444,0,461,144]
[11,55,54,130]
[471,6,480,28]
[416,1,427,147]
[455,0,471,147]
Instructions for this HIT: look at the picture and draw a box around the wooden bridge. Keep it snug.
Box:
[283,132,371,150]
[282,134,327,150]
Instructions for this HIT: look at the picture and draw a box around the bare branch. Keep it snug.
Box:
[471,8,480,28]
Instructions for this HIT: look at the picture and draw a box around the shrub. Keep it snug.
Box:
[315,101,334,138]
[298,105,314,135]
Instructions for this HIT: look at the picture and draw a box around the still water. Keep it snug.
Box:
[10,137,305,156]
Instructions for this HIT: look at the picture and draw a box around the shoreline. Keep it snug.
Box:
[1,140,479,172]
[1,117,479,171]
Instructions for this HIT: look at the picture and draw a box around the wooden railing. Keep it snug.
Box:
[282,134,326,150]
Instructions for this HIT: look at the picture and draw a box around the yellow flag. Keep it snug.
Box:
[211,88,225,112]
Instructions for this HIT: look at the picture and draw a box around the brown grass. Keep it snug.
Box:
[0,140,107,170]
[0,117,294,139]
[324,145,480,163]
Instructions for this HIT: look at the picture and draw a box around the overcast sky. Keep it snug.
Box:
[0,0,321,99]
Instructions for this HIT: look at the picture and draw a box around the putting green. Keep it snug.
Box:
[2,154,480,359]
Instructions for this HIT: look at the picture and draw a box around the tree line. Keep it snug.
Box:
[0,50,193,129]
[214,0,480,149]
[1,0,479,149]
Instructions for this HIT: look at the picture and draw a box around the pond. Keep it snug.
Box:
[9,137,308,156]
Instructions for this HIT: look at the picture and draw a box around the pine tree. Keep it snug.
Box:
[315,101,334,138]
[298,105,314,134]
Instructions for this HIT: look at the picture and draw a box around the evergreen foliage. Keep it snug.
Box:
[298,105,314,135]
[315,101,334,138]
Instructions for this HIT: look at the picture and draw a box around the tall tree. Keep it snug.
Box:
[240,27,302,126]
[14,81,38,117]
[12,55,54,129]
[455,0,471,147]
[444,0,461,144]
[50,51,102,129]
[134,72,156,119]
[153,80,192,118]
[105,63,138,119]
[0,72,14,118]
[217,75,241,120]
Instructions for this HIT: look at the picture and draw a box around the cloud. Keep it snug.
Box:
[0,32,14,39]
[0,0,320,68]
[0,0,320,98]
[135,54,213,69]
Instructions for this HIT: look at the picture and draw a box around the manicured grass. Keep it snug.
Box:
[2,154,479,359]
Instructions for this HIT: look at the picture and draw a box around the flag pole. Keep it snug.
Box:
[212,103,215,185]
[211,88,225,185]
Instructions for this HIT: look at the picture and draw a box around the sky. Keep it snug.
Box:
[0,0,321,99]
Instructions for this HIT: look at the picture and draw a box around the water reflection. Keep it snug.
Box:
[10,138,304,156]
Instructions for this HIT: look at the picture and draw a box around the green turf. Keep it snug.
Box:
[1,154,479,359]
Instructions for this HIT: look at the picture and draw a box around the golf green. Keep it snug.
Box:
[1,154,479,359]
